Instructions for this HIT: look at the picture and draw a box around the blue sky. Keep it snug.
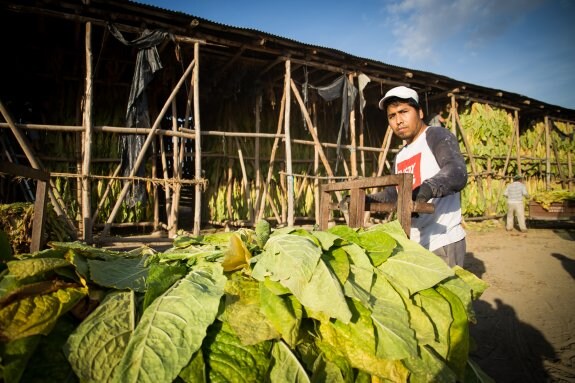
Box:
[137,0,575,110]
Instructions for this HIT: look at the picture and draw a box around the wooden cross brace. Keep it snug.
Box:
[319,174,434,237]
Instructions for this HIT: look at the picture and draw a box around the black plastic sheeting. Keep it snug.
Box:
[108,23,170,207]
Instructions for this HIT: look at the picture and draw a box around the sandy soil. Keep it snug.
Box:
[464,220,575,382]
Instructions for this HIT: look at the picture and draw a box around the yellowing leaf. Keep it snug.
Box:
[221,233,251,272]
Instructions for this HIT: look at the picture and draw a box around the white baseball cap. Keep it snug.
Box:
[378,86,419,110]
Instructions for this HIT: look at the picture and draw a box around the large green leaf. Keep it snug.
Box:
[259,279,303,347]
[252,234,321,298]
[114,263,226,383]
[269,340,310,383]
[341,243,373,294]
[437,285,469,381]
[64,291,135,383]
[317,299,409,381]
[322,247,350,285]
[327,225,360,245]
[358,230,396,266]
[453,266,489,300]
[143,263,187,310]
[7,258,72,280]
[299,259,352,323]
[221,276,279,345]
[439,275,476,323]
[88,257,149,292]
[311,230,340,251]
[203,321,273,382]
[403,345,457,383]
[378,249,454,295]
[0,285,87,342]
[414,288,453,358]
[369,273,417,360]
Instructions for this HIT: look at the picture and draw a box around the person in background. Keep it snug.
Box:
[427,108,445,127]
[367,86,468,267]
[504,174,530,233]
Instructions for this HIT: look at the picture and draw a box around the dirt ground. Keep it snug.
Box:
[464,219,575,382]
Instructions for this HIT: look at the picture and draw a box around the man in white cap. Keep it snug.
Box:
[368,86,468,267]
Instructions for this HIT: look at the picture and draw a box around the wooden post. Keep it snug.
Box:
[450,95,457,136]
[169,98,179,234]
[568,152,573,192]
[486,157,492,216]
[192,42,202,235]
[82,21,93,243]
[514,110,522,175]
[454,107,485,207]
[236,138,253,224]
[377,128,393,176]
[313,102,320,223]
[284,59,295,227]
[152,137,159,231]
[102,58,196,237]
[254,93,262,221]
[348,73,357,179]
[545,116,551,189]
[257,90,285,223]
[159,134,172,227]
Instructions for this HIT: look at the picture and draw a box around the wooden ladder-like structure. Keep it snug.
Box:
[319,174,434,237]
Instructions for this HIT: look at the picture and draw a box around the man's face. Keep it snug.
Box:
[386,101,425,144]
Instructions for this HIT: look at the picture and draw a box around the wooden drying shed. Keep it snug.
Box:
[1,0,574,246]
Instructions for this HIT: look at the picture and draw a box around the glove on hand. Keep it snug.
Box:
[338,195,351,212]
[412,183,433,202]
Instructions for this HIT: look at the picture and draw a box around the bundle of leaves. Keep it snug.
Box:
[531,189,575,210]
[0,220,492,383]
[0,203,75,256]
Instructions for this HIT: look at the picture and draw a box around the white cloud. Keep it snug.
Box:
[382,0,545,64]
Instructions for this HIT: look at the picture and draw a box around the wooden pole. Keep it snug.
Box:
[102,58,195,237]
[236,138,253,224]
[193,42,202,235]
[551,136,566,188]
[450,95,457,136]
[348,73,358,179]
[152,139,159,231]
[545,116,551,189]
[254,93,262,221]
[313,102,320,223]
[90,163,121,227]
[169,98,179,233]
[159,134,172,226]
[514,110,522,175]
[377,128,393,177]
[454,107,485,206]
[568,152,573,192]
[257,90,286,223]
[81,21,93,242]
[284,59,295,227]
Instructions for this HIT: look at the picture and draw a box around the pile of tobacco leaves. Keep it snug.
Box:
[0,220,493,383]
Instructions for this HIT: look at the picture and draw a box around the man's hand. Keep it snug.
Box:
[338,195,350,212]
[412,183,433,202]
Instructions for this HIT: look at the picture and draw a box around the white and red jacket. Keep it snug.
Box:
[369,125,468,251]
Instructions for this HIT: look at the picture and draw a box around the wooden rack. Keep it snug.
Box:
[319,174,434,237]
